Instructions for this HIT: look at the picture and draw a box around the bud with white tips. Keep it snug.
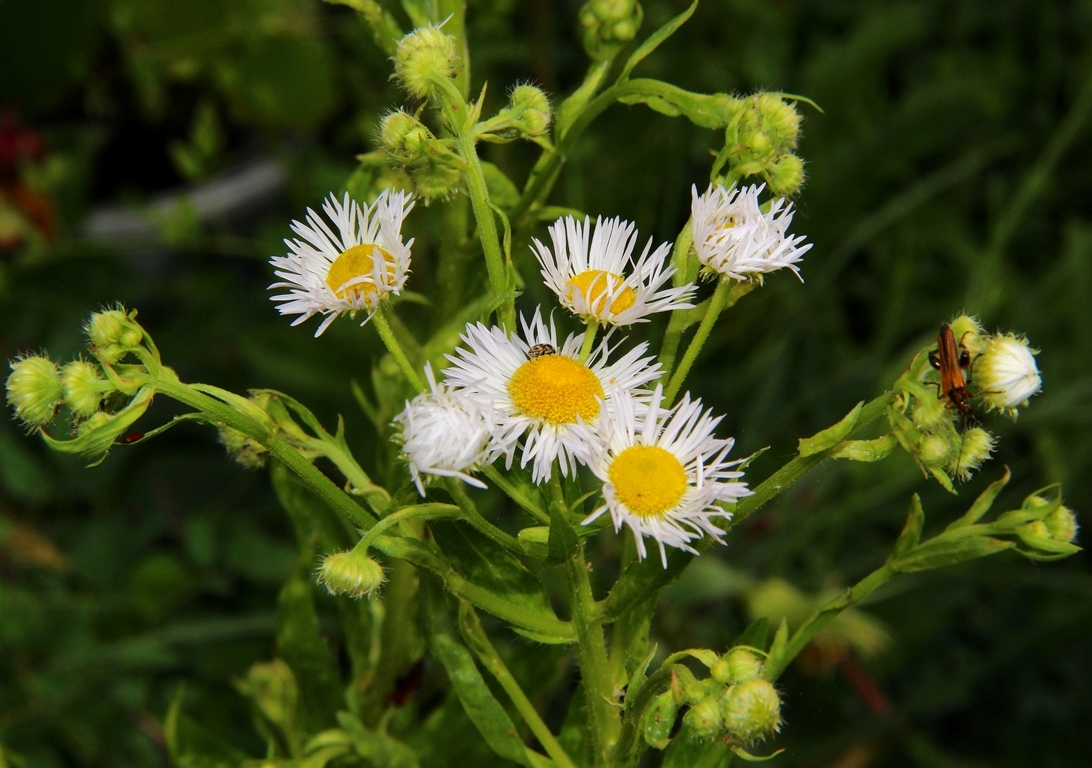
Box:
[318,550,386,598]
[975,332,1041,415]
[6,354,64,427]
[721,678,782,744]
[61,360,110,418]
[393,25,459,100]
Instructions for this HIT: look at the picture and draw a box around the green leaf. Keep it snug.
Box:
[891,494,926,560]
[165,686,249,768]
[619,0,698,81]
[270,460,355,553]
[732,617,769,651]
[516,527,550,559]
[600,545,692,624]
[337,711,420,768]
[1013,527,1082,556]
[548,503,579,565]
[946,467,1011,529]
[660,723,728,768]
[481,162,521,213]
[798,401,864,457]
[423,583,532,767]
[731,745,786,762]
[764,617,789,675]
[616,80,742,130]
[277,572,344,733]
[890,536,1015,572]
[830,434,897,462]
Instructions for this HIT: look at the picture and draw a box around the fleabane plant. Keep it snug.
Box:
[5,2,1075,768]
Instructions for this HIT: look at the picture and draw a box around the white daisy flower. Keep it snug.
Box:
[691,184,811,281]
[443,308,661,484]
[269,190,414,336]
[392,364,492,496]
[572,384,752,567]
[532,216,696,325]
[975,332,1041,415]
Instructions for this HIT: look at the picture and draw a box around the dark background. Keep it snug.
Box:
[1,0,1090,765]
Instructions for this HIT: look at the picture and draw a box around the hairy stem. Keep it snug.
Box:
[373,305,426,393]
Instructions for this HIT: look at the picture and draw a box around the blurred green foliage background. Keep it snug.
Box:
[1,0,1090,766]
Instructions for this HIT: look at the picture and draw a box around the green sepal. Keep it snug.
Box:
[830,433,897,462]
[336,711,420,768]
[797,401,863,457]
[890,536,1015,573]
[947,467,1010,530]
[927,464,956,494]
[662,648,720,669]
[891,494,926,560]
[1013,527,1082,556]
[731,745,786,762]
[422,581,534,767]
[618,0,698,81]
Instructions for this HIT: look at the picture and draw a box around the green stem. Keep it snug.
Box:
[663,278,744,405]
[564,536,619,767]
[453,126,513,329]
[152,374,378,532]
[446,479,522,551]
[579,318,599,363]
[459,604,580,768]
[730,392,895,528]
[372,305,426,393]
[763,563,895,681]
[356,503,460,552]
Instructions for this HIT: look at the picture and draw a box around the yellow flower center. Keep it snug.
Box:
[609,445,688,518]
[566,270,637,315]
[507,354,604,425]
[325,243,394,300]
[717,215,739,231]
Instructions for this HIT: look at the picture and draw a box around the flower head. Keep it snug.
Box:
[572,385,751,567]
[533,216,695,326]
[269,190,414,336]
[975,332,1041,415]
[443,308,661,484]
[6,353,63,427]
[691,184,811,281]
[317,550,385,599]
[392,364,492,495]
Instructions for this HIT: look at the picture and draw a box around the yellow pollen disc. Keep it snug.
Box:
[609,445,687,518]
[326,243,394,300]
[717,215,738,231]
[566,270,637,315]
[507,355,604,425]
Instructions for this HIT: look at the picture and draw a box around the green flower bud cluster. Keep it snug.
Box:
[377,110,462,204]
[5,307,158,462]
[317,549,386,598]
[392,25,460,100]
[720,93,805,196]
[579,0,643,61]
[642,647,781,750]
[1011,494,1080,560]
[477,85,553,144]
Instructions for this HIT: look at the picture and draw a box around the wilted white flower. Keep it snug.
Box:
[975,332,1041,415]
[533,215,695,325]
[572,385,751,567]
[269,190,414,336]
[691,184,810,281]
[443,308,660,484]
[392,364,492,495]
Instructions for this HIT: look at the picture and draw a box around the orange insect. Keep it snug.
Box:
[928,322,975,416]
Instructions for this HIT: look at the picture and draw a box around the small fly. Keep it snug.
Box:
[528,343,557,358]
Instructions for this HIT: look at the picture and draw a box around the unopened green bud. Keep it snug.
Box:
[61,360,108,418]
[947,314,987,358]
[756,93,801,148]
[579,0,643,60]
[234,659,299,733]
[641,690,678,749]
[86,308,143,364]
[721,679,781,744]
[683,697,723,739]
[1044,506,1079,544]
[77,410,114,436]
[919,432,953,468]
[218,425,269,469]
[380,110,433,161]
[764,154,805,197]
[6,354,64,427]
[948,427,994,481]
[712,647,765,685]
[318,550,385,598]
[393,25,459,99]
[412,161,461,204]
[509,84,552,137]
[912,394,954,431]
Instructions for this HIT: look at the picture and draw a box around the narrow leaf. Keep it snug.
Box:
[891,494,926,560]
[277,575,344,733]
[947,467,1011,529]
[798,402,864,457]
[619,0,699,80]
[732,616,769,651]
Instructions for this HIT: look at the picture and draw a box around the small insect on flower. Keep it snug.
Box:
[528,343,557,358]
[928,322,974,418]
